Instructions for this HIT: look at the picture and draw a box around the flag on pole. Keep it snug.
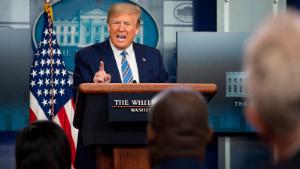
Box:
[29,1,77,168]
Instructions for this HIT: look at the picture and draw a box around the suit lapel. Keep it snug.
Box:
[133,43,147,83]
[101,40,122,83]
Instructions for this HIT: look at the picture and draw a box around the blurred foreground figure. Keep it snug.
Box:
[244,10,300,169]
[15,121,71,169]
[147,88,212,169]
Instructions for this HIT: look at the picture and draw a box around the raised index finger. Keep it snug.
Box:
[99,61,105,72]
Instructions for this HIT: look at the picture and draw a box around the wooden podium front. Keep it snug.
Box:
[74,83,217,169]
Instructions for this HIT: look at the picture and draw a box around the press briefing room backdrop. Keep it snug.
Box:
[1,0,300,169]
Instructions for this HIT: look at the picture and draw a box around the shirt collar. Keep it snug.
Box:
[109,39,134,57]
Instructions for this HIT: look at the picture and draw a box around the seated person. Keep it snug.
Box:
[15,120,71,169]
[147,88,213,169]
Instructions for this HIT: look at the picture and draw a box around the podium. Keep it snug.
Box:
[74,83,217,169]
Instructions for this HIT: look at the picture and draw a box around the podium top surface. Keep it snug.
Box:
[78,83,217,95]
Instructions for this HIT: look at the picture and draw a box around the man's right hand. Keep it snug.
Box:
[93,61,111,83]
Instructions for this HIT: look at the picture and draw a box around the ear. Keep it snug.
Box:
[245,105,269,137]
[206,127,213,143]
[147,125,156,144]
[135,26,140,36]
[107,24,111,32]
[246,105,262,131]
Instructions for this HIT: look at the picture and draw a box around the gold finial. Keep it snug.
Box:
[44,0,53,21]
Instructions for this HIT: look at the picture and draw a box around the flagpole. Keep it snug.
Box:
[30,1,78,167]
[44,0,55,120]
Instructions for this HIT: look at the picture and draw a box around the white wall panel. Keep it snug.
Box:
[217,0,286,32]
[0,0,30,29]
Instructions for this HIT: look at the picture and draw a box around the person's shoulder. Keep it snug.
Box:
[77,42,105,54]
[276,153,300,169]
[133,42,159,52]
[75,41,110,61]
[258,153,300,169]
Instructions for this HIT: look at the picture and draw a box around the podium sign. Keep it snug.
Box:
[108,93,155,122]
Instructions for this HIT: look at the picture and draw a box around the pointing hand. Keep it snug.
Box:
[93,61,111,83]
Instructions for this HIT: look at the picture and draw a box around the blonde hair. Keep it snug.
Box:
[107,3,141,26]
[244,10,300,135]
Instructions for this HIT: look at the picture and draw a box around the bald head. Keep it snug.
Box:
[149,88,209,133]
[148,88,211,166]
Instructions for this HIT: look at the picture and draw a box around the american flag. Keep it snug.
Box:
[29,2,77,168]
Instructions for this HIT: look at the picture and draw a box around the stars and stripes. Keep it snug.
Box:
[29,1,77,168]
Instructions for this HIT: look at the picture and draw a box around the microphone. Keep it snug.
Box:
[132,80,137,83]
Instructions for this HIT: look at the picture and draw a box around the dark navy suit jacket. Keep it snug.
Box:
[73,39,169,95]
[259,151,300,169]
[72,39,169,169]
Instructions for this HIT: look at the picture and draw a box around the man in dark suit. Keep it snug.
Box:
[147,88,213,169]
[244,11,300,169]
[73,2,168,169]
[73,40,168,85]
[73,2,168,89]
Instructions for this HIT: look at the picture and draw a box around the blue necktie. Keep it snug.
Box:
[120,51,133,83]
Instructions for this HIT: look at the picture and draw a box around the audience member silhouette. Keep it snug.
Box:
[15,120,71,169]
[244,10,300,169]
[147,88,212,169]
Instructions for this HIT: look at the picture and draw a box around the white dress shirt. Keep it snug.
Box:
[109,40,140,83]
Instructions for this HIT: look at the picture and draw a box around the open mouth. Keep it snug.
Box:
[117,34,127,41]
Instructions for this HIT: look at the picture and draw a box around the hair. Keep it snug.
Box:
[148,88,210,165]
[244,10,300,135]
[107,2,141,26]
[15,121,71,169]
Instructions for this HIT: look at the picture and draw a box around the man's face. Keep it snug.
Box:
[108,14,140,50]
